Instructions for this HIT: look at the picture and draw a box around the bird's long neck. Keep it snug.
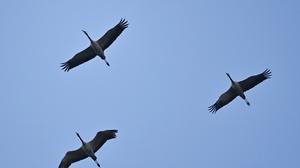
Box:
[76,132,85,145]
[82,30,93,43]
[226,73,234,84]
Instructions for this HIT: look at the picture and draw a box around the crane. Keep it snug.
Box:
[59,129,118,168]
[61,19,128,71]
[209,69,272,113]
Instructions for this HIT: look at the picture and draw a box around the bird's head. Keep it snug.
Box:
[226,73,230,77]
[226,73,234,83]
[75,132,85,144]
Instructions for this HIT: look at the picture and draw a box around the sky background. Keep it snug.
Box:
[1,0,300,168]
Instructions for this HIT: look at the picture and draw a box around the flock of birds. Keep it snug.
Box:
[58,18,272,168]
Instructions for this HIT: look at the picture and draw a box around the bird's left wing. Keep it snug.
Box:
[97,19,128,50]
[88,130,118,153]
[209,87,238,113]
[59,147,87,168]
[61,46,96,72]
[238,69,272,92]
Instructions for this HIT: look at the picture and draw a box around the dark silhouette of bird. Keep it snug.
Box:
[209,69,272,113]
[61,19,128,71]
[59,129,118,168]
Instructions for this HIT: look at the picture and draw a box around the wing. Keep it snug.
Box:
[88,129,118,153]
[97,19,128,50]
[58,147,88,168]
[209,87,238,113]
[238,69,272,92]
[61,46,96,72]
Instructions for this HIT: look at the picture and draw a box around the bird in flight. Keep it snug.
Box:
[61,19,128,71]
[209,69,272,113]
[59,129,118,168]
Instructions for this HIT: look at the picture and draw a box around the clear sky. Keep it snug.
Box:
[1,0,299,168]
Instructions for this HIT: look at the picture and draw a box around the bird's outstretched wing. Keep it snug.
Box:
[61,46,96,72]
[238,69,272,92]
[59,147,87,168]
[209,87,238,113]
[97,19,128,50]
[88,130,118,153]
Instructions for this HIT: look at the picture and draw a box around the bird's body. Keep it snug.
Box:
[91,38,104,56]
[227,73,250,106]
[209,69,271,113]
[59,130,118,168]
[61,19,128,71]
[79,138,99,166]
[82,30,105,59]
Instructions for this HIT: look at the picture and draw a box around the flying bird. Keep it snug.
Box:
[59,129,118,168]
[61,19,128,71]
[209,69,272,113]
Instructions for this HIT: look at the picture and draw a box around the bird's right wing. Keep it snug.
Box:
[238,69,272,92]
[209,87,238,113]
[61,46,96,71]
[97,19,128,50]
[88,130,118,153]
[58,147,87,168]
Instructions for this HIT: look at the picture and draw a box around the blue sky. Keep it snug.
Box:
[1,0,299,167]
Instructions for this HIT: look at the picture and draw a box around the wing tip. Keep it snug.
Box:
[263,68,272,79]
[113,130,118,138]
[61,62,71,72]
[108,129,118,133]
[208,105,217,114]
[107,129,118,138]
[119,18,129,28]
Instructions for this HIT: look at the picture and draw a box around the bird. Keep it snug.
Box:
[209,69,272,113]
[61,19,128,71]
[59,129,118,168]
